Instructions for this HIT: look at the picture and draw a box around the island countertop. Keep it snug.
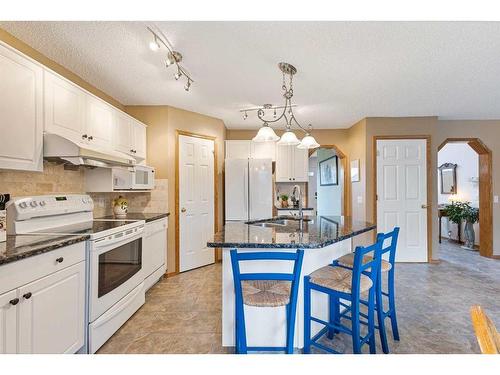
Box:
[207,216,376,249]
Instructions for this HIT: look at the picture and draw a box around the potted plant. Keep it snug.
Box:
[445,201,479,250]
[280,194,289,208]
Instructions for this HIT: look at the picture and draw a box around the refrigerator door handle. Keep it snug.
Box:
[244,164,249,220]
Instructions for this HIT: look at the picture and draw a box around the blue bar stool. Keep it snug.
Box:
[303,240,383,354]
[230,249,304,354]
[334,227,400,353]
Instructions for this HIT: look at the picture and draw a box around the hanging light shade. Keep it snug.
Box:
[252,123,279,142]
[277,128,300,146]
[298,134,320,149]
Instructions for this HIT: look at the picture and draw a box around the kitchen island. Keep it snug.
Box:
[207,216,376,350]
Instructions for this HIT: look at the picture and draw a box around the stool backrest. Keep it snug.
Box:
[230,250,305,305]
[351,239,384,299]
[376,227,400,270]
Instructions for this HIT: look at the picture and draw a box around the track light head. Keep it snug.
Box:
[174,71,182,80]
[184,80,191,91]
[149,35,160,51]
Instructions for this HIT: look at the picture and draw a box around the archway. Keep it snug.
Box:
[308,145,349,216]
[437,138,493,258]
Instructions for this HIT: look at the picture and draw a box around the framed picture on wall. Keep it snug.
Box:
[319,155,338,186]
[351,159,360,182]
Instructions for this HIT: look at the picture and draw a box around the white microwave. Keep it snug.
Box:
[113,165,155,190]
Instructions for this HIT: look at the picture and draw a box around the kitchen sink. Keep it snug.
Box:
[247,217,311,227]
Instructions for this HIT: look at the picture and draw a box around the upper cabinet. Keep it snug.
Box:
[275,145,309,182]
[44,70,86,144]
[113,110,146,160]
[225,140,276,161]
[0,43,43,172]
[85,96,114,150]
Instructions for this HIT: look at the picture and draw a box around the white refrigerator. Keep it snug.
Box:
[225,158,273,221]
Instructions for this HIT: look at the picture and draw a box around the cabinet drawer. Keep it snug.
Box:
[0,242,86,295]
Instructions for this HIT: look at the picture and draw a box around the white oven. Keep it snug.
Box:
[88,222,145,353]
[113,165,155,190]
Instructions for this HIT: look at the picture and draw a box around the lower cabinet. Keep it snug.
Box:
[0,244,86,354]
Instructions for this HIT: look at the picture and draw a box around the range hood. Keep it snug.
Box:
[43,133,136,168]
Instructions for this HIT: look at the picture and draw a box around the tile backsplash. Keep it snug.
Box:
[0,161,169,217]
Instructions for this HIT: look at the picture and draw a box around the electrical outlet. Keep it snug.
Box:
[494,195,499,204]
[357,196,363,204]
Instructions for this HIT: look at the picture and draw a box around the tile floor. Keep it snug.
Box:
[98,241,500,354]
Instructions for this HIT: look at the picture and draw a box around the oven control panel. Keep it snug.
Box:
[7,194,94,221]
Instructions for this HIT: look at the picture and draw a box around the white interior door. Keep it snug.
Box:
[179,135,215,272]
[377,139,428,262]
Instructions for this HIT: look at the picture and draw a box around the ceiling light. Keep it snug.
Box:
[174,71,182,80]
[253,123,280,142]
[239,62,320,148]
[298,134,320,149]
[243,111,248,120]
[149,35,160,51]
[277,128,301,146]
[184,79,191,91]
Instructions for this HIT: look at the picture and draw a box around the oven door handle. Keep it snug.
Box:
[93,227,144,250]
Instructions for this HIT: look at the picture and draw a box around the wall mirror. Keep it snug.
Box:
[439,163,457,194]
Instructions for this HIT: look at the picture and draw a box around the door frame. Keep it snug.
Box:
[437,138,493,258]
[175,130,218,273]
[308,144,350,216]
[372,135,432,262]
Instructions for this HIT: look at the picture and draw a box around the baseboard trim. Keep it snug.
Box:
[166,271,179,278]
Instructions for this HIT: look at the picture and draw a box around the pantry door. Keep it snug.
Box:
[178,134,215,272]
[376,139,429,262]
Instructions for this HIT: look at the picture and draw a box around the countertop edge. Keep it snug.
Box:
[207,223,376,249]
[0,235,90,267]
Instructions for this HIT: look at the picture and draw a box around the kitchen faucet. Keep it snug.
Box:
[292,185,303,221]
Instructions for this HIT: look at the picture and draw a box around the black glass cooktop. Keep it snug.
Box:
[33,220,140,235]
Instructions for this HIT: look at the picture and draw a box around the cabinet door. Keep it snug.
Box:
[0,290,18,354]
[113,110,132,154]
[131,120,147,159]
[86,96,114,150]
[225,140,251,159]
[251,141,276,161]
[0,43,43,171]
[18,262,86,354]
[292,147,309,182]
[144,219,168,278]
[275,145,291,182]
[44,70,86,143]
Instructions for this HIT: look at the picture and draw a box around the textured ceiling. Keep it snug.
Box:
[2,21,500,129]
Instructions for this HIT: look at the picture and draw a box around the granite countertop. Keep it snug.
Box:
[98,212,170,223]
[207,216,376,249]
[0,234,89,266]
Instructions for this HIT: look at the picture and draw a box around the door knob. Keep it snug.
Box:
[181,207,186,213]
[421,204,428,209]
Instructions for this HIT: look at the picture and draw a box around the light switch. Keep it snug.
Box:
[357,196,363,204]
[494,195,499,203]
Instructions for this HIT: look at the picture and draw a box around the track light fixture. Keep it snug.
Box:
[147,26,194,91]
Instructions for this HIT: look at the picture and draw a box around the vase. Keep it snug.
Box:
[281,200,289,208]
[463,221,476,250]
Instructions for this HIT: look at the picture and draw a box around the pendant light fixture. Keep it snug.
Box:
[240,62,320,149]
[252,122,280,142]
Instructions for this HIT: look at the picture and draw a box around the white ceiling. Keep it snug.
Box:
[2,21,500,129]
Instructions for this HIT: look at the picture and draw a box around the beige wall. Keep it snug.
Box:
[126,106,227,273]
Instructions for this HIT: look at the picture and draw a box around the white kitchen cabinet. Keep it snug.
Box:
[143,218,168,291]
[44,70,86,144]
[0,42,43,172]
[113,110,132,154]
[225,140,275,161]
[131,120,147,160]
[0,242,86,354]
[275,145,309,182]
[0,289,18,354]
[86,96,114,150]
[18,261,85,354]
